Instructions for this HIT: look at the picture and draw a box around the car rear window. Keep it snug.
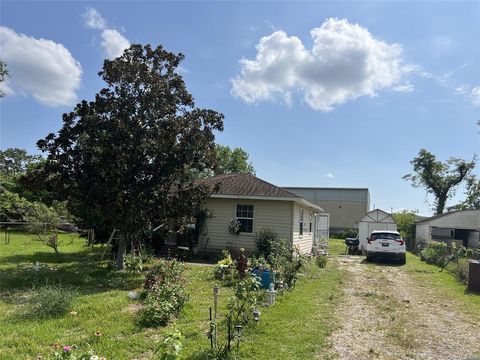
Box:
[371,233,400,240]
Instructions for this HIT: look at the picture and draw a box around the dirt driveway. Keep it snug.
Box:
[322,255,480,360]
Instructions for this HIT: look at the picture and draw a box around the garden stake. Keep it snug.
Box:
[209,307,214,349]
[227,315,231,352]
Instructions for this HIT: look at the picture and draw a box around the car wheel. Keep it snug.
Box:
[399,254,406,265]
[366,254,373,262]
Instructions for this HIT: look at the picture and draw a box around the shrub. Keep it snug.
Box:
[255,227,278,259]
[453,260,469,284]
[214,250,238,284]
[269,240,309,289]
[227,274,261,325]
[125,244,153,273]
[157,329,183,360]
[420,241,448,267]
[139,259,189,327]
[315,254,328,268]
[26,284,77,318]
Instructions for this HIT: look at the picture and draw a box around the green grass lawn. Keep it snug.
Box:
[0,233,346,359]
[404,252,480,318]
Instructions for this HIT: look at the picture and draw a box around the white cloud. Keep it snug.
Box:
[393,82,414,93]
[0,26,82,107]
[469,86,480,106]
[324,173,335,179]
[82,7,130,59]
[455,84,480,106]
[83,7,106,30]
[231,18,407,111]
[100,29,130,59]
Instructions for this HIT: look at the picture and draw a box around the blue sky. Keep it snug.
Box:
[1,1,479,215]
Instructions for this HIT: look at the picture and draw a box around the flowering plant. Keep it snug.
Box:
[51,344,105,360]
[228,219,241,234]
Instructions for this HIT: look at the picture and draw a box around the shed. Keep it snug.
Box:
[358,209,397,251]
[415,209,480,248]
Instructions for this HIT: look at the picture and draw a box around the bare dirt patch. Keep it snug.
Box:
[321,255,480,360]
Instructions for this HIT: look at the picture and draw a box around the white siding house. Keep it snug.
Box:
[197,173,327,255]
[358,209,397,251]
[415,209,480,248]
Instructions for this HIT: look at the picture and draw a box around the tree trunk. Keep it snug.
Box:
[436,195,447,215]
[115,234,127,270]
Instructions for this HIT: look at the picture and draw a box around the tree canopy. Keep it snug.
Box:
[0,148,40,176]
[403,149,476,214]
[37,44,224,268]
[214,144,255,175]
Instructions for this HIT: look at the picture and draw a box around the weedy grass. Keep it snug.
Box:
[0,233,347,359]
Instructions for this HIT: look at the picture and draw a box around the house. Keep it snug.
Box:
[283,187,370,234]
[415,209,480,248]
[357,209,397,251]
[197,173,328,255]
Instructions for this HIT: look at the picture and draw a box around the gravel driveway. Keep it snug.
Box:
[321,255,480,360]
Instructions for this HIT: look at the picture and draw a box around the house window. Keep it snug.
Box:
[300,209,304,235]
[236,204,254,233]
[309,212,313,233]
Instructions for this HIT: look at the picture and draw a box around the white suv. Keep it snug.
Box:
[366,230,406,264]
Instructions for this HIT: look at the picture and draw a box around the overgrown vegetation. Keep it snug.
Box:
[419,241,479,284]
[139,259,190,327]
[24,284,77,318]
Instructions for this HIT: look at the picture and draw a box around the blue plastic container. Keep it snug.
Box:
[252,268,273,289]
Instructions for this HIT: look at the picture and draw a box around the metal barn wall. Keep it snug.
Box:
[284,187,370,232]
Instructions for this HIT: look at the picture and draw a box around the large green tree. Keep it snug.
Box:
[214,144,255,175]
[38,44,224,269]
[0,148,40,176]
[403,149,476,214]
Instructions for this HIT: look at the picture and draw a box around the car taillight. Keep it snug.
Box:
[367,237,374,244]
[395,239,404,246]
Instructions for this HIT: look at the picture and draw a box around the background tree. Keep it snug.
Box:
[214,144,255,175]
[0,148,41,176]
[461,175,480,209]
[403,149,476,214]
[0,59,8,98]
[38,44,224,269]
[393,210,418,250]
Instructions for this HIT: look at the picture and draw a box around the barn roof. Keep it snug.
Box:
[415,209,480,224]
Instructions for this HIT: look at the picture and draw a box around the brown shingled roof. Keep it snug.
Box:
[199,173,299,198]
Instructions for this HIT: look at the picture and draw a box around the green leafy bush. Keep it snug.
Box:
[420,241,448,267]
[269,240,309,289]
[157,329,183,360]
[138,259,189,327]
[315,254,328,268]
[124,244,153,273]
[26,284,77,318]
[213,250,238,285]
[227,274,261,325]
[255,227,278,259]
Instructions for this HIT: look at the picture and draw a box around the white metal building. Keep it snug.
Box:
[415,209,480,248]
[358,209,397,251]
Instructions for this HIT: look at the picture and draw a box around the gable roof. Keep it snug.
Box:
[200,173,298,198]
[358,208,395,223]
[415,209,480,224]
[199,173,324,211]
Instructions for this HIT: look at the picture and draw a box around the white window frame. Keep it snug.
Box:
[235,204,254,234]
[299,208,304,236]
